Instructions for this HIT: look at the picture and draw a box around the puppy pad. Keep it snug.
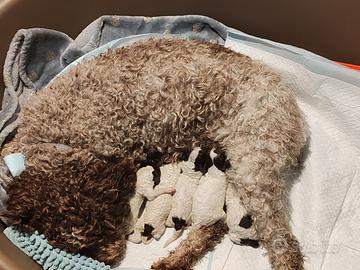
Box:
[220,30,360,270]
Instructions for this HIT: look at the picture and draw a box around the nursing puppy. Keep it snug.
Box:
[141,163,180,244]
[128,165,174,233]
[3,39,307,269]
[164,147,204,247]
[225,182,259,248]
[191,149,229,228]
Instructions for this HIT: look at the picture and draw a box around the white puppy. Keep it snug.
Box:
[128,165,175,234]
[225,182,259,248]
[191,149,229,228]
[164,147,203,247]
[142,163,180,244]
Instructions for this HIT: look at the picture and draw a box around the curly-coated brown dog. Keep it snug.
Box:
[1,38,308,269]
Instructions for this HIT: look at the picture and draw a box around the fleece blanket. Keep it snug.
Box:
[1,15,360,270]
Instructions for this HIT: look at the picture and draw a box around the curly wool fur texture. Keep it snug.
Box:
[2,38,307,269]
[3,146,136,264]
[151,220,228,270]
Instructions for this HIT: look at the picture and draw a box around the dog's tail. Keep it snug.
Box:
[163,228,184,248]
[152,220,227,270]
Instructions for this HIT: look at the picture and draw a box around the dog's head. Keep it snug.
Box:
[3,149,137,263]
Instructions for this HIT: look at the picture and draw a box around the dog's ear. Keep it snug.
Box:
[194,149,213,174]
[213,151,231,172]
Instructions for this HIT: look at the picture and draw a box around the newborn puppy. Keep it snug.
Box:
[164,147,203,247]
[191,149,230,228]
[142,163,180,244]
[128,165,175,233]
[225,183,259,248]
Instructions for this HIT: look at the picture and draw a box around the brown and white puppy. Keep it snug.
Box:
[164,147,204,247]
[191,149,230,228]
[128,165,175,235]
[141,163,180,244]
[225,182,259,248]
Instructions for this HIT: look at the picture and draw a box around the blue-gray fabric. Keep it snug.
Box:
[0,15,227,191]
[0,15,227,152]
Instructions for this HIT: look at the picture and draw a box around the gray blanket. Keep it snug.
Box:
[0,15,227,190]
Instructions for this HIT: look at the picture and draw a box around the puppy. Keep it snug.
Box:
[225,182,259,248]
[164,147,203,247]
[128,165,175,233]
[191,149,230,228]
[141,163,180,244]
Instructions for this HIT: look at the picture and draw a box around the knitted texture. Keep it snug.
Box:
[3,227,111,270]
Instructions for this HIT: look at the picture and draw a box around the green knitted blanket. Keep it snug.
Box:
[3,227,111,270]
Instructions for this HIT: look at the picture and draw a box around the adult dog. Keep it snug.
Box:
[1,38,307,270]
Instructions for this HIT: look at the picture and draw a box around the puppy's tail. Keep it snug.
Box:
[163,228,184,248]
[152,220,228,270]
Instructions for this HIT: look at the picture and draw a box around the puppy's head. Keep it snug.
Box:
[140,146,163,167]
[194,148,213,174]
[212,150,231,172]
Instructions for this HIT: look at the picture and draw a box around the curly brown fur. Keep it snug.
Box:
[1,38,307,268]
[3,146,136,264]
[151,221,228,270]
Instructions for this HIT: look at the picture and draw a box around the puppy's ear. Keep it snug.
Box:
[194,149,213,174]
[152,166,161,188]
[141,146,163,167]
[239,214,253,229]
[213,151,231,172]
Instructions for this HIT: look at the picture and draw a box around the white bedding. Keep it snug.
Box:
[115,32,360,270]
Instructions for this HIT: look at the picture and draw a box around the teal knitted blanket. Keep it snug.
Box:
[3,227,111,270]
